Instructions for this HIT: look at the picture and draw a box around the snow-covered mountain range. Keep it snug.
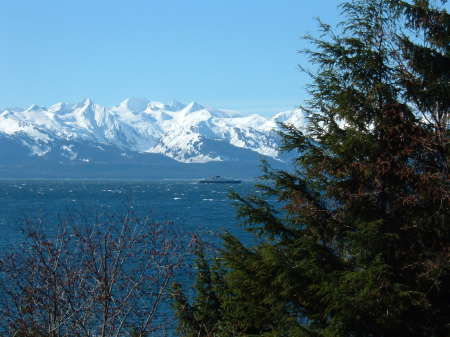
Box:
[0,98,305,165]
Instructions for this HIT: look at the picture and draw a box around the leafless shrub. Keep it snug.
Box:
[0,211,189,337]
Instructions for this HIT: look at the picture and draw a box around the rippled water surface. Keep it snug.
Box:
[0,180,261,335]
[0,179,258,248]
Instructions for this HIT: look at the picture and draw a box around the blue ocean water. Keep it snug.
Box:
[0,180,261,334]
[0,179,257,248]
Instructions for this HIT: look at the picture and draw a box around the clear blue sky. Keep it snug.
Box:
[1,0,340,115]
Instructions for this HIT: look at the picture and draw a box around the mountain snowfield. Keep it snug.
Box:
[0,98,305,164]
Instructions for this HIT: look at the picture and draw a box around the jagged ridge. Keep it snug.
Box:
[0,98,305,164]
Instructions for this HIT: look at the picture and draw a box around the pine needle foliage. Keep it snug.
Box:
[173,1,449,336]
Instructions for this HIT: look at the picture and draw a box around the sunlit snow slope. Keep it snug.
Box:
[0,98,305,164]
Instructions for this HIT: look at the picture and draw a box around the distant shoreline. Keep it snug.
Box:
[0,178,255,183]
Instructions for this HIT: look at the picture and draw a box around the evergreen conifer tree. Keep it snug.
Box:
[172,243,223,337]
[173,1,449,336]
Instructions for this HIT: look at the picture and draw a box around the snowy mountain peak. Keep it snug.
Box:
[147,101,167,111]
[79,98,94,106]
[167,100,186,111]
[26,104,46,111]
[48,102,72,115]
[0,98,306,164]
[119,97,150,112]
[183,101,205,113]
[272,108,304,124]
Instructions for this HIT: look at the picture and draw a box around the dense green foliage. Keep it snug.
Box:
[173,0,450,336]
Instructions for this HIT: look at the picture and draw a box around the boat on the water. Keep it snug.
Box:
[198,176,242,184]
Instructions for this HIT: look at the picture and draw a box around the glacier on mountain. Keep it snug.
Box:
[0,98,305,164]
